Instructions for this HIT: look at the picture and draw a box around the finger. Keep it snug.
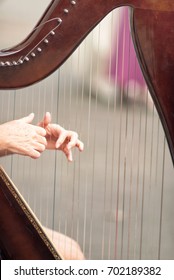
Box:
[44,112,52,126]
[35,126,47,136]
[63,147,73,162]
[29,150,42,159]
[23,147,41,159]
[20,113,35,124]
[67,150,73,162]
[55,130,68,149]
[34,134,47,146]
[67,132,78,149]
[38,112,51,128]
[33,142,46,153]
[75,140,84,151]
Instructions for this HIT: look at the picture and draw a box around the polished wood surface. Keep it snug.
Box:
[0,0,173,88]
[131,8,174,162]
[0,167,61,259]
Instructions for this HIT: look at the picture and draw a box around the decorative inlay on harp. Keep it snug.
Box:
[0,0,174,259]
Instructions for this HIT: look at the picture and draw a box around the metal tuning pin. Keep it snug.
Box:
[44,39,49,44]
[64,9,69,14]
[24,57,30,62]
[57,18,62,24]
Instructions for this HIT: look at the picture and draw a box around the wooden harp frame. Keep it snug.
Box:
[0,166,61,259]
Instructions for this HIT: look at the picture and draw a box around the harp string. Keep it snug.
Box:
[69,54,78,250]
[69,56,80,258]
[111,10,121,260]
[115,7,129,259]
[139,87,148,259]
[158,136,166,259]
[80,44,88,256]
[54,68,65,252]
[108,11,119,260]
[133,81,141,258]
[144,95,157,259]
[55,61,81,256]
[120,8,128,260]
[123,10,132,260]
[127,36,143,260]
[101,12,116,260]
[147,104,157,258]
[88,28,98,260]
[75,45,85,257]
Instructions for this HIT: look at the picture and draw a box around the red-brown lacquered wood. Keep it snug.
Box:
[0,0,173,89]
[0,167,61,260]
[130,8,174,163]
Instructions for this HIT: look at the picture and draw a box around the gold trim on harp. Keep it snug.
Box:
[0,166,62,260]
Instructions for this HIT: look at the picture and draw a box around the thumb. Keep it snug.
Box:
[21,113,35,124]
[38,112,51,128]
[43,112,52,127]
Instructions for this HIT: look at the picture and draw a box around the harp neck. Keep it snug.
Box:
[0,0,173,89]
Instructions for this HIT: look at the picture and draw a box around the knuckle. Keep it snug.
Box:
[44,137,47,145]
[40,127,46,136]
[41,144,46,152]
[32,131,37,138]
[32,152,41,159]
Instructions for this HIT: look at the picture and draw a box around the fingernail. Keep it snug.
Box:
[68,154,73,162]
[56,142,61,148]
[67,143,72,150]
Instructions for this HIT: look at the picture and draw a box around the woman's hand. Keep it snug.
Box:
[0,112,84,161]
[0,113,47,159]
[38,112,84,161]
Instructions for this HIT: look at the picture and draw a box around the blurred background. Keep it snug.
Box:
[0,0,174,260]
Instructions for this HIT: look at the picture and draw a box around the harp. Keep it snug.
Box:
[0,0,174,259]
